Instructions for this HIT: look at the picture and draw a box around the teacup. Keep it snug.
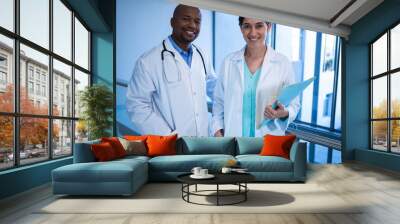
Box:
[191,167,202,176]
[199,168,208,176]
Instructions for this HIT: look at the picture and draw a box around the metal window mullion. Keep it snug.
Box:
[13,0,20,167]
[297,29,306,121]
[112,0,116,137]
[71,11,76,155]
[387,30,391,152]
[4,31,90,74]
[48,0,53,160]
[211,11,216,68]
[271,24,276,49]
[370,44,373,149]
[89,29,91,74]
[330,36,341,130]
[309,143,315,163]
[311,32,322,124]
[327,147,333,163]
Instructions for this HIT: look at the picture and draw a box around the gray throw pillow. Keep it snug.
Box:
[118,137,147,156]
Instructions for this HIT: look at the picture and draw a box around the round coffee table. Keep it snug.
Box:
[177,173,255,206]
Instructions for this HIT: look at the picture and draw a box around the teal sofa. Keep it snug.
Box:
[52,137,307,196]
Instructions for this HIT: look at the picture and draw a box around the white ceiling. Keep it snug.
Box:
[174,0,384,38]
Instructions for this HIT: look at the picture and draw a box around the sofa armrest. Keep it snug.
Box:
[73,140,100,163]
[289,141,307,181]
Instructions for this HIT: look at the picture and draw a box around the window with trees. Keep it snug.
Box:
[371,22,400,153]
[0,0,91,170]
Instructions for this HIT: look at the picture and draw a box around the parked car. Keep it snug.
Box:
[7,150,32,160]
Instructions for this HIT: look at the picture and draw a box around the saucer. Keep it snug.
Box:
[190,174,215,179]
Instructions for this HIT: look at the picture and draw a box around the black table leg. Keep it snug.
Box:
[216,184,219,206]
[245,183,247,201]
[187,184,190,202]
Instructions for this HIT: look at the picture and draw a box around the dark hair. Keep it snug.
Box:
[238,16,270,26]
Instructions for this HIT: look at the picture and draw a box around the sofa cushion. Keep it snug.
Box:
[236,137,263,155]
[73,139,100,163]
[148,154,235,172]
[260,134,296,159]
[52,158,147,183]
[115,155,150,163]
[91,142,118,161]
[101,137,127,158]
[236,155,293,172]
[124,135,148,141]
[177,137,235,155]
[147,134,177,157]
[119,138,147,156]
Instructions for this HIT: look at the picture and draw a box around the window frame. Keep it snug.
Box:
[369,19,400,154]
[0,0,92,171]
[293,30,342,133]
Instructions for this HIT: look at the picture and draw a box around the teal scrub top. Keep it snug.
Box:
[242,62,261,137]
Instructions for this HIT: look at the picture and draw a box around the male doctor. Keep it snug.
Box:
[126,4,215,136]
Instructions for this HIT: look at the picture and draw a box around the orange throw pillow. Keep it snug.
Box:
[124,135,148,141]
[91,142,117,161]
[101,137,127,158]
[260,134,296,159]
[146,134,177,157]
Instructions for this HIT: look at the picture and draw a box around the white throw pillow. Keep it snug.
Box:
[118,137,147,156]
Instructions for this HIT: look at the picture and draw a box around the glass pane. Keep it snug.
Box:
[372,121,388,151]
[391,120,400,153]
[20,0,49,49]
[53,0,72,60]
[20,117,49,165]
[391,24,400,70]
[53,119,72,158]
[321,34,336,73]
[0,34,14,112]
[372,33,387,76]
[0,0,14,31]
[332,149,342,164]
[299,30,316,123]
[334,47,342,130]
[0,116,13,170]
[20,44,49,115]
[391,72,400,118]
[74,69,89,118]
[53,59,72,117]
[75,17,89,70]
[372,77,387,119]
[75,120,88,143]
[304,140,341,164]
[314,144,329,164]
[316,34,336,127]
[275,25,300,61]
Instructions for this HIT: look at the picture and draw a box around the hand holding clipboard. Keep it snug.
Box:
[262,77,314,126]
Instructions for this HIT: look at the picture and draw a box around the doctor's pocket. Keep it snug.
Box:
[162,57,181,83]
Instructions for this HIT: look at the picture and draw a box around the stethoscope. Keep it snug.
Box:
[161,40,207,83]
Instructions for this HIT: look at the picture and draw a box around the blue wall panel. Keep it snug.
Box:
[344,0,400,170]
[92,32,114,87]
[0,158,72,199]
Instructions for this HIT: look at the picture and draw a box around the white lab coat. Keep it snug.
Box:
[126,37,215,136]
[212,47,300,137]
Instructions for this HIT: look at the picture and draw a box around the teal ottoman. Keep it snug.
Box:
[52,156,148,196]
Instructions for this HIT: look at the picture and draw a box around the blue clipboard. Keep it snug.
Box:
[262,77,314,127]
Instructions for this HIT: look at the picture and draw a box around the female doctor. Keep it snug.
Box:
[212,17,300,137]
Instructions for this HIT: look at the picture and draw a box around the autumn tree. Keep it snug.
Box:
[372,99,400,143]
[0,84,60,152]
[0,85,13,149]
